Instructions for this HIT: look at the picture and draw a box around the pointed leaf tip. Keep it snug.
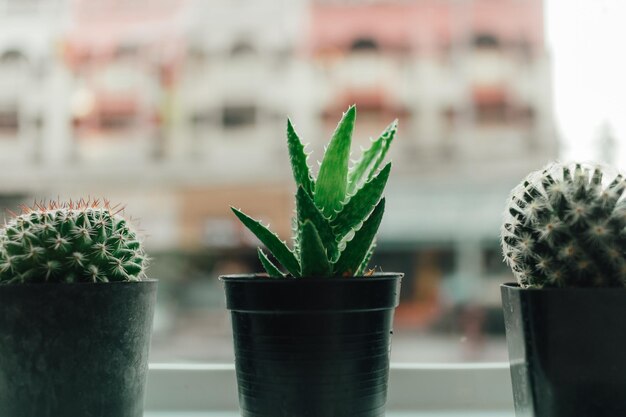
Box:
[299,220,332,277]
[286,117,315,196]
[314,106,356,218]
[258,248,285,278]
[347,119,397,194]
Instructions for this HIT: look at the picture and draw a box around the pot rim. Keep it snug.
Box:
[220,272,403,282]
[502,282,626,292]
[0,278,158,288]
[222,272,403,311]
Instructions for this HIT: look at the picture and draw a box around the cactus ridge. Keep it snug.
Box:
[501,162,626,288]
[0,200,147,284]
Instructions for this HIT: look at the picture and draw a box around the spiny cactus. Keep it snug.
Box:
[0,200,147,284]
[232,105,396,278]
[501,161,626,288]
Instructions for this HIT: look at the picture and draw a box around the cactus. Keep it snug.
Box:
[0,200,147,284]
[232,106,396,278]
[501,161,626,288]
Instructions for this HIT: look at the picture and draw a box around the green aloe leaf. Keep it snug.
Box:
[257,248,285,278]
[347,119,397,195]
[296,186,338,262]
[231,207,300,277]
[355,240,377,276]
[299,220,332,277]
[333,198,385,276]
[332,162,391,240]
[287,119,315,197]
[314,106,356,218]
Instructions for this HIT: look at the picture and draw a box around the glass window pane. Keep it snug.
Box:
[0,0,621,364]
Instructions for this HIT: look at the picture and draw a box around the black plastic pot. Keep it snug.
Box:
[0,280,157,417]
[501,283,626,417]
[221,273,403,417]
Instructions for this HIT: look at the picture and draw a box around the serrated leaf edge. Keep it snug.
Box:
[231,207,300,277]
[347,119,397,195]
[257,248,285,278]
[333,198,385,276]
[332,162,391,240]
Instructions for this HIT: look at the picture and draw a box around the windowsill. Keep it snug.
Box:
[144,363,515,414]
[146,412,513,417]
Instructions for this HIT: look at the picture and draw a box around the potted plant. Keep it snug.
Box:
[500,161,626,417]
[221,106,403,417]
[0,200,157,417]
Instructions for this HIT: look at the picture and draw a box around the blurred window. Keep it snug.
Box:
[0,105,19,135]
[473,33,501,50]
[476,101,507,125]
[350,37,379,52]
[222,105,256,129]
[99,110,136,131]
[0,49,28,68]
[473,87,508,125]
[230,41,256,58]
[114,44,141,61]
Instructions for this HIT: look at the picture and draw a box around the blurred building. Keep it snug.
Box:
[0,0,556,317]
[0,0,66,167]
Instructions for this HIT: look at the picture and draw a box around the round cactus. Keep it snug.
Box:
[501,161,626,288]
[0,200,147,284]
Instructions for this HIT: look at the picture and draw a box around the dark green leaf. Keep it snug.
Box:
[287,119,315,197]
[296,186,338,261]
[347,119,397,195]
[299,220,332,277]
[258,248,285,278]
[314,106,356,218]
[332,163,391,240]
[355,240,376,276]
[231,207,300,276]
[333,198,385,276]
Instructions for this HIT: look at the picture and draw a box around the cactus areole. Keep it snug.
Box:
[501,161,626,288]
[231,105,397,278]
[0,200,147,284]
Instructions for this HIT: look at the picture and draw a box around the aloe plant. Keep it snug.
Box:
[0,199,147,284]
[232,106,396,277]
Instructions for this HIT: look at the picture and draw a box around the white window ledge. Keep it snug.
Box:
[145,363,515,415]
